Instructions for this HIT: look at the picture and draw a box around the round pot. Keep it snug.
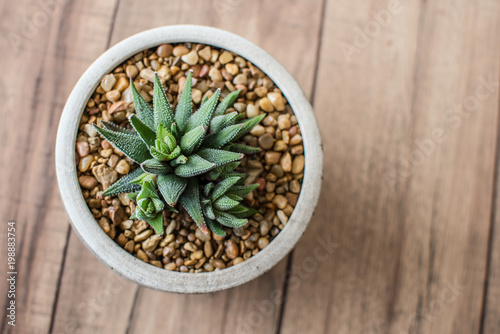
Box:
[56,25,323,293]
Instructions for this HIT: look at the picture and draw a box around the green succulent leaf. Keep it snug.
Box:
[213,195,240,211]
[203,182,214,197]
[175,154,216,177]
[150,142,170,161]
[226,204,259,218]
[224,143,261,154]
[146,213,164,235]
[153,73,175,130]
[203,203,216,220]
[180,178,208,234]
[140,159,171,175]
[197,148,243,167]
[215,211,248,228]
[202,123,244,149]
[212,176,242,200]
[226,184,259,199]
[93,125,152,163]
[170,154,188,166]
[180,125,206,155]
[213,89,241,117]
[130,79,155,129]
[101,168,144,197]
[206,218,226,237]
[233,114,266,141]
[185,89,221,132]
[210,112,238,133]
[100,121,135,134]
[157,174,188,207]
[129,115,156,147]
[137,177,160,200]
[175,70,193,132]
[157,123,177,152]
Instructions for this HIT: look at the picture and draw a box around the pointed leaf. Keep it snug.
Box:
[175,154,216,177]
[185,89,220,132]
[224,143,261,154]
[226,204,259,218]
[140,159,171,175]
[153,73,175,130]
[180,178,208,233]
[215,211,248,228]
[204,182,214,197]
[213,195,240,211]
[129,115,156,147]
[210,112,238,133]
[157,123,177,152]
[233,114,266,141]
[213,89,241,116]
[170,154,188,166]
[197,148,243,167]
[212,176,241,200]
[175,70,193,132]
[207,218,226,237]
[101,168,144,197]
[157,174,188,206]
[100,121,135,134]
[226,184,259,198]
[180,125,206,155]
[202,123,243,149]
[130,79,155,129]
[203,203,216,220]
[146,213,164,235]
[94,125,152,163]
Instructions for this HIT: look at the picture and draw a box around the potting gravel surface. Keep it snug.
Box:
[76,43,305,272]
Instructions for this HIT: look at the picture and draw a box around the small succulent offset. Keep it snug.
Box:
[94,71,264,236]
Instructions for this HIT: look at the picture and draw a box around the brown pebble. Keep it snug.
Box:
[258,133,274,150]
[78,176,98,189]
[224,239,239,259]
[257,238,269,249]
[280,152,292,172]
[76,141,89,157]
[157,44,173,57]
[265,151,281,165]
[136,249,149,263]
[292,155,305,174]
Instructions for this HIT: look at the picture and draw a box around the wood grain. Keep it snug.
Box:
[1,0,500,333]
[280,0,500,334]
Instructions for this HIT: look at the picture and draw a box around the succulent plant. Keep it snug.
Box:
[93,70,264,235]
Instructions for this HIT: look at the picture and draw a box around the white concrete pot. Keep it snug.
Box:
[56,25,323,293]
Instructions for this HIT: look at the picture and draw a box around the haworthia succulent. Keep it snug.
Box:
[93,66,265,235]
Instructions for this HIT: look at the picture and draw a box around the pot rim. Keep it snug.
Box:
[55,25,323,293]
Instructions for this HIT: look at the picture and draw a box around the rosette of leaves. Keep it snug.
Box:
[93,70,264,235]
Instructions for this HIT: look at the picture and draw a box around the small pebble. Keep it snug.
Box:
[258,133,274,150]
[292,155,305,174]
[259,97,274,112]
[157,44,173,57]
[181,50,199,65]
[265,151,281,165]
[219,51,234,64]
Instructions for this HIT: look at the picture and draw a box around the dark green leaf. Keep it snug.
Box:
[210,112,238,133]
[224,143,261,154]
[213,195,240,211]
[215,211,248,228]
[203,203,216,220]
[212,176,241,200]
[140,159,171,175]
[129,115,156,147]
[213,89,241,116]
[197,148,243,169]
[175,70,193,132]
[206,218,226,237]
[101,168,144,197]
[157,174,188,206]
[146,213,164,235]
[175,154,216,177]
[202,123,243,149]
[179,125,206,155]
[180,178,208,233]
[94,125,152,163]
[153,73,175,130]
[226,204,259,218]
[233,114,266,141]
[185,89,221,132]
[130,79,155,129]
[100,121,135,134]
[226,184,259,198]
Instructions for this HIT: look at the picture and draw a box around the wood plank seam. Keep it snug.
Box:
[479,61,500,334]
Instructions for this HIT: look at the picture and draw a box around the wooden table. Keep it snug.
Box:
[1,0,499,333]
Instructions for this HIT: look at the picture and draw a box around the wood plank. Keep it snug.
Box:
[280,0,500,333]
[0,0,118,333]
